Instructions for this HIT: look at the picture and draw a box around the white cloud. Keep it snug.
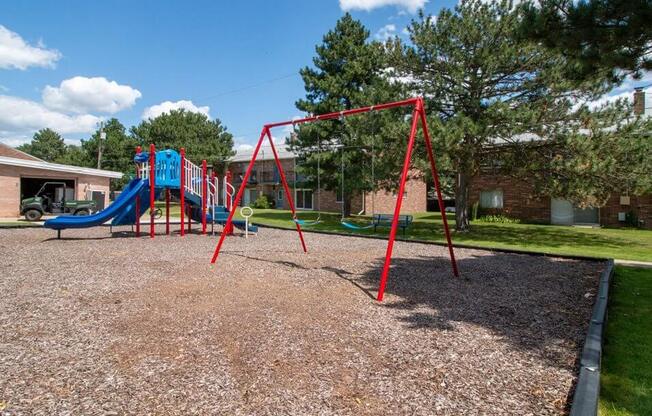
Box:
[375,24,397,41]
[581,71,652,112]
[0,95,101,137]
[0,25,61,70]
[42,76,141,114]
[142,100,210,120]
[339,0,427,13]
[236,143,254,152]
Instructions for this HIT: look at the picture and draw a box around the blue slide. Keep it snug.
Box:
[44,178,148,230]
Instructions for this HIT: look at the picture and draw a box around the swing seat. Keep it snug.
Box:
[340,220,374,230]
[293,218,321,227]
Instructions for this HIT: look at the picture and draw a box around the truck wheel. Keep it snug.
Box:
[24,209,42,221]
[74,209,90,216]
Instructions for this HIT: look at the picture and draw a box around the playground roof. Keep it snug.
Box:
[0,155,123,178]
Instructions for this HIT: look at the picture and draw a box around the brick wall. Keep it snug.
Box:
[364,171,426,214]
[469,174,550,223]
[600,194,652,229]
[471,173,652,229]
[0,164,111,217]
[229,159,425,214]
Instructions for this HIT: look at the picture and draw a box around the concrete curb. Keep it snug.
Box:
[569,259,614,416]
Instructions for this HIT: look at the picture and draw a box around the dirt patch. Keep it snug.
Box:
[0,225,601,415]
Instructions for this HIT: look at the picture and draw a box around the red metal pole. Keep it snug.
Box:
[211,128,267,264]
[265,128,307,252]
[264,97,418,129]
[135,146,141,237]
[202,160,207,235]
[179,148,185,237]
[418,102,459,278]
[376,103,422,302]
[165,189,170,235]
[149,144,156,239]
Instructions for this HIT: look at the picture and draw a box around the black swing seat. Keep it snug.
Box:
[372,214,413,236]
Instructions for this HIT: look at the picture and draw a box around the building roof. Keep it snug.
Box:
[0,155,123,178]
[231,142,296,162]
[0,143,43,161]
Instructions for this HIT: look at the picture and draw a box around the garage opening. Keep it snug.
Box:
[20,178,76,208]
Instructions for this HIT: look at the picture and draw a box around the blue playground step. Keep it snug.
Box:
[190,205,258,233]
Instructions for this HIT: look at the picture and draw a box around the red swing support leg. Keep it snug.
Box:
[418,104,459,278]
[376,103,422,301]
[264,128,307,253]
[210,127,307,265]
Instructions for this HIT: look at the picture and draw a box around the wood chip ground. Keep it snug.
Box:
[0,226,602,415]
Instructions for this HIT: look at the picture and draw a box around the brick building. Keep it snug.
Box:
[229,143,427,214]
[470,89,652,229]
[0,143,122,217]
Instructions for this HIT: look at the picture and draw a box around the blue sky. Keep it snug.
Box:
[0,0,456,150]
[1,0,648,151]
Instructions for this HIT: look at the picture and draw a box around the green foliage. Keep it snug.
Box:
[391,0,613,231]
[511,100,652,208]
[476,214,521,224]
[80,119,138,190]
[17,128,67,162]
[291,13,407,216]
[521,0,652,81]
[600,267,652,416]
[131,109,235,167]
[251,194,271,209]
[55,144,92,167]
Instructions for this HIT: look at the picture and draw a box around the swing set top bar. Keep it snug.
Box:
[264,97,419,129]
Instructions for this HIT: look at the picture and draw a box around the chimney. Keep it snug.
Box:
[633,87,645,115]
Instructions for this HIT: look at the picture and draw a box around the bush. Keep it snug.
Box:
[476,214,521,224]
[251,194,271,209]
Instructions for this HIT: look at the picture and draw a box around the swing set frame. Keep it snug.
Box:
[210,97,459,301]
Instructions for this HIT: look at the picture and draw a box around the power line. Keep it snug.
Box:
[194,72,300,102]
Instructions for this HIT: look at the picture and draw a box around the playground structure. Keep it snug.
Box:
[210,97,459,301]
[44,145,257,237]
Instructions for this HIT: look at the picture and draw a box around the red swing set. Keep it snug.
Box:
[210,97,459,301]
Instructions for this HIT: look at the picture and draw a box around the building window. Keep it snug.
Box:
[278,189,283,201]
[392,191,407,199]
[295,189,313,210]
[480,189,503,209]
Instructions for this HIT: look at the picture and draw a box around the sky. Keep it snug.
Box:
[1,0,649,152]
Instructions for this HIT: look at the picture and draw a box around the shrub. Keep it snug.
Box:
[476,214,521,224]
[251,194,271,209]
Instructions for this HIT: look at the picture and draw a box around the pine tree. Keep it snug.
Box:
[521,0,652,81]
[392,0,608,231]
[17,128,67,162]
[292,13,406,217]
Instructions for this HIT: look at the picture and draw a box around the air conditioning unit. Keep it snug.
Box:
[618,212,627,222]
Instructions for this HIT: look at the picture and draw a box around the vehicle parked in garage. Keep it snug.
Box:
[20,182,96,221]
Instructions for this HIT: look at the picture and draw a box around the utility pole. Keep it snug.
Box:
[97,121,105,169]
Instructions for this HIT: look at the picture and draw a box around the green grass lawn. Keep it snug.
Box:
[224,208,652,262]
[599,267,652,416]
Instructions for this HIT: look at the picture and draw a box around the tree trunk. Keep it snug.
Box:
[455,170,471,232]
[343,196,352,218]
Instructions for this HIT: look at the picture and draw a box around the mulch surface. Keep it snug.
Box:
[0,225,602,415]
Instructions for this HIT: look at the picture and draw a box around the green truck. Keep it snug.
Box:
[20,182,96,221]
